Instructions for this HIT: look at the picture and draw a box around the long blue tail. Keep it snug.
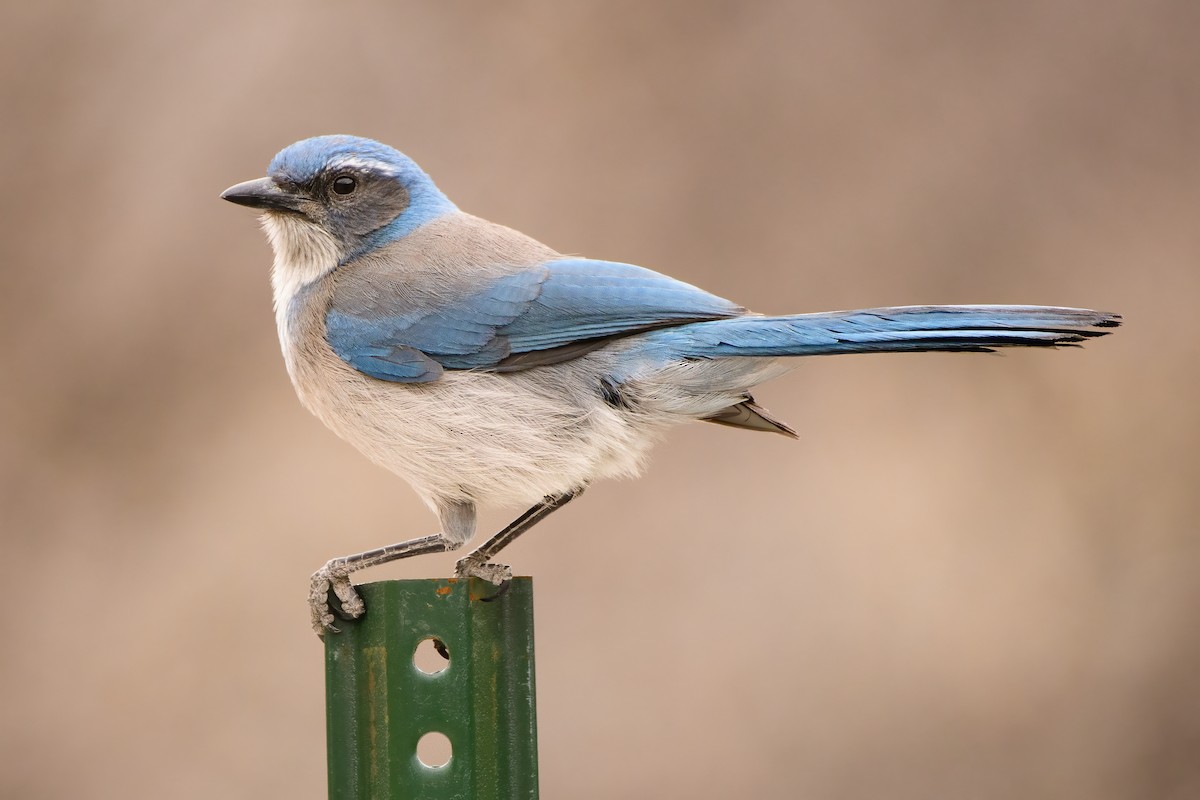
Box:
[616,304,1119,437]
[642,305,1121,359]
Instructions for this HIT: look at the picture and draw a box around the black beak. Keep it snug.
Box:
[220,178,306,212]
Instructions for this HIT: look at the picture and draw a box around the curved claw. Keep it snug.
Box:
[310,560,365,637]
[479,579,512,602]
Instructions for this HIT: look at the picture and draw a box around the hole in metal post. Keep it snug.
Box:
[416,731,452,768]
[414,637,450,674]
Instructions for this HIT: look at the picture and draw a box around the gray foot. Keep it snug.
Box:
[309,560,365,636]
[455,555,512,585]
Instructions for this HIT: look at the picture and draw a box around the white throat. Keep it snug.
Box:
[261,213,341,338]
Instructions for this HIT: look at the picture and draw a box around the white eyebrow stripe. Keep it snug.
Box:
[330,156,398,176]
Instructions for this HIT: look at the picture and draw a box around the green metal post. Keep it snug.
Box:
[324,578,539,800]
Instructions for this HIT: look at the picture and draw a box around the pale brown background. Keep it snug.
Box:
[2,2,1197,798]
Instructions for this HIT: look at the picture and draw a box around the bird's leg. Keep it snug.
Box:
[455,489,582,597]
[310,534,450,634]
[310,500,476,636]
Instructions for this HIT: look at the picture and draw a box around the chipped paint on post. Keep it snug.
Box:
[325,578,539,800]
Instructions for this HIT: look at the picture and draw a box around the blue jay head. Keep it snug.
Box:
[222,135,456,264]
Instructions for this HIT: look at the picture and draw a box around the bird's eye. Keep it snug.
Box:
[331,175,357,195]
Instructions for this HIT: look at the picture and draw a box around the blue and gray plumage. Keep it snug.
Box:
[221,135,1120,634]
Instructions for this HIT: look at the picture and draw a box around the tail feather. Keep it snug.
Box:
[640,305,1121,359]
[621,305,1118,433]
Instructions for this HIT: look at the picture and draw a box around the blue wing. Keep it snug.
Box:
[326,258,745,382]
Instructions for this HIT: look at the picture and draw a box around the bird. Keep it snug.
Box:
[221,134,1120,635]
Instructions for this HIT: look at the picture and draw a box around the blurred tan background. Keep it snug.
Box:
[2,1,1197,798]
